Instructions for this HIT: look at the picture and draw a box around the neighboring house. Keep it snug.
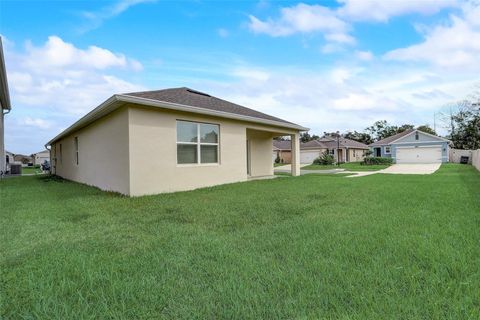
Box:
[33,149,50,166]
[300,136,369,164]
[273,140,292,163]
[13,154,33,166]
[369,129,450,164]
[272,136,369,164]
[0,37,12,175]
[46,87,307,196]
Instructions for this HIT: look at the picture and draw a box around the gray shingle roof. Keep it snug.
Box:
[274,137,369,151]
[273,140,292,150]
[125,87,295,125]
[369,129,415,146]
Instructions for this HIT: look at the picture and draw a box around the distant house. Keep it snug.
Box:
[273,140,292,163]
[273,136,369,164]
[300,136,369,164]
[369,129,449,164]
[33,150,50,166]
[0,37,12,175]
[46,87,307,196]
[13,154,33,166]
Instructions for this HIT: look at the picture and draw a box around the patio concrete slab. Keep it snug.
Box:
[380,163,441,175]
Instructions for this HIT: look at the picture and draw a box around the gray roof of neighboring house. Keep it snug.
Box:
[126,87,296,126]
[301,140,328,149]
[275,137,369,151]
[33,150,50,155]
[273,140,292,150]
[0,37,11,110]
[369,129,415,146]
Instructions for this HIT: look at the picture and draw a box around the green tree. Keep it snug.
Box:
[365,121,416,142]
[343,131,374,145]
[300,132,320,143]
[450,108,480,149]
[416,125,437,135]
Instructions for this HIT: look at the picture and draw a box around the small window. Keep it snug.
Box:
[329,149,335,155]
[74,137,79,165]
[415,132,419,140]
[59,144,63,164]
[353,150,356,157]
[176,121,219,164]
[385,146,391,154]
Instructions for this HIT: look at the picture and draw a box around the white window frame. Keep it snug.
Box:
[384,146,391,154]
[329,149,335,155]
[176,120,220,165]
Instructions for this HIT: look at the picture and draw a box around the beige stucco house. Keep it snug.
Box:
[300,137,369,164]
[33,150,50,166]
[272,136,369,164]
[46,88,307,196]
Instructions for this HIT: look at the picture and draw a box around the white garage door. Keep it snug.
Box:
[396,146,442,164]
[300,151,320,164]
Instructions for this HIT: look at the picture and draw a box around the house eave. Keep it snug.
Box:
[0,37,11,111]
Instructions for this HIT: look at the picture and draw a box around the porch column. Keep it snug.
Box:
[291,133,300,176]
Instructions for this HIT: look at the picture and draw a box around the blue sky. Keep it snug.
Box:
[1,0,479,154]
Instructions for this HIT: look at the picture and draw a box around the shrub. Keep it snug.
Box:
[313,151,335,165]
[363,157,393,165]
[274,154,281,164]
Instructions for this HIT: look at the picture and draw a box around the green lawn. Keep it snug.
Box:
[303,161,391,171]
[1,164,479,318]
[20,166,43,175]
[274,163,288,167]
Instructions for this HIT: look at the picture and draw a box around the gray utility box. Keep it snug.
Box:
[460,156,469,164]
[10,164,22,175]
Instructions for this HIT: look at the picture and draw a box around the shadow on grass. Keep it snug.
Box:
[39,174,66,183]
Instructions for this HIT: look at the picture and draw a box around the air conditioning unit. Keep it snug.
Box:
[10,164,22,175]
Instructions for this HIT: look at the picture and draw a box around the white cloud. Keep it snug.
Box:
[202,61,478,137]
[355,50,374,61]
[232,67,270,81]
[79,0,157,32]
[23,36,142,71]
[4,36,145,154]
[338,0,458,22]
[20,117,53,130]
[248,3,352,44]
[384,2,480,70]
[324,32,356,45]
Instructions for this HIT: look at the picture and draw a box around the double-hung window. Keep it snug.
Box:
[176,121,219,164]
[385,146,391,154]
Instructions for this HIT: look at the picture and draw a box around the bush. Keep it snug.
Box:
[313,151,335,165]
[274,154,281,164]
[363,157,393,165]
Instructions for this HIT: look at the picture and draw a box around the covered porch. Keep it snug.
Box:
[246,128,301,178]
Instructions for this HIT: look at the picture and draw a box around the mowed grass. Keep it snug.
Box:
[303,161,390,171]
[1,164,479,319]
[20,166,43,175]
